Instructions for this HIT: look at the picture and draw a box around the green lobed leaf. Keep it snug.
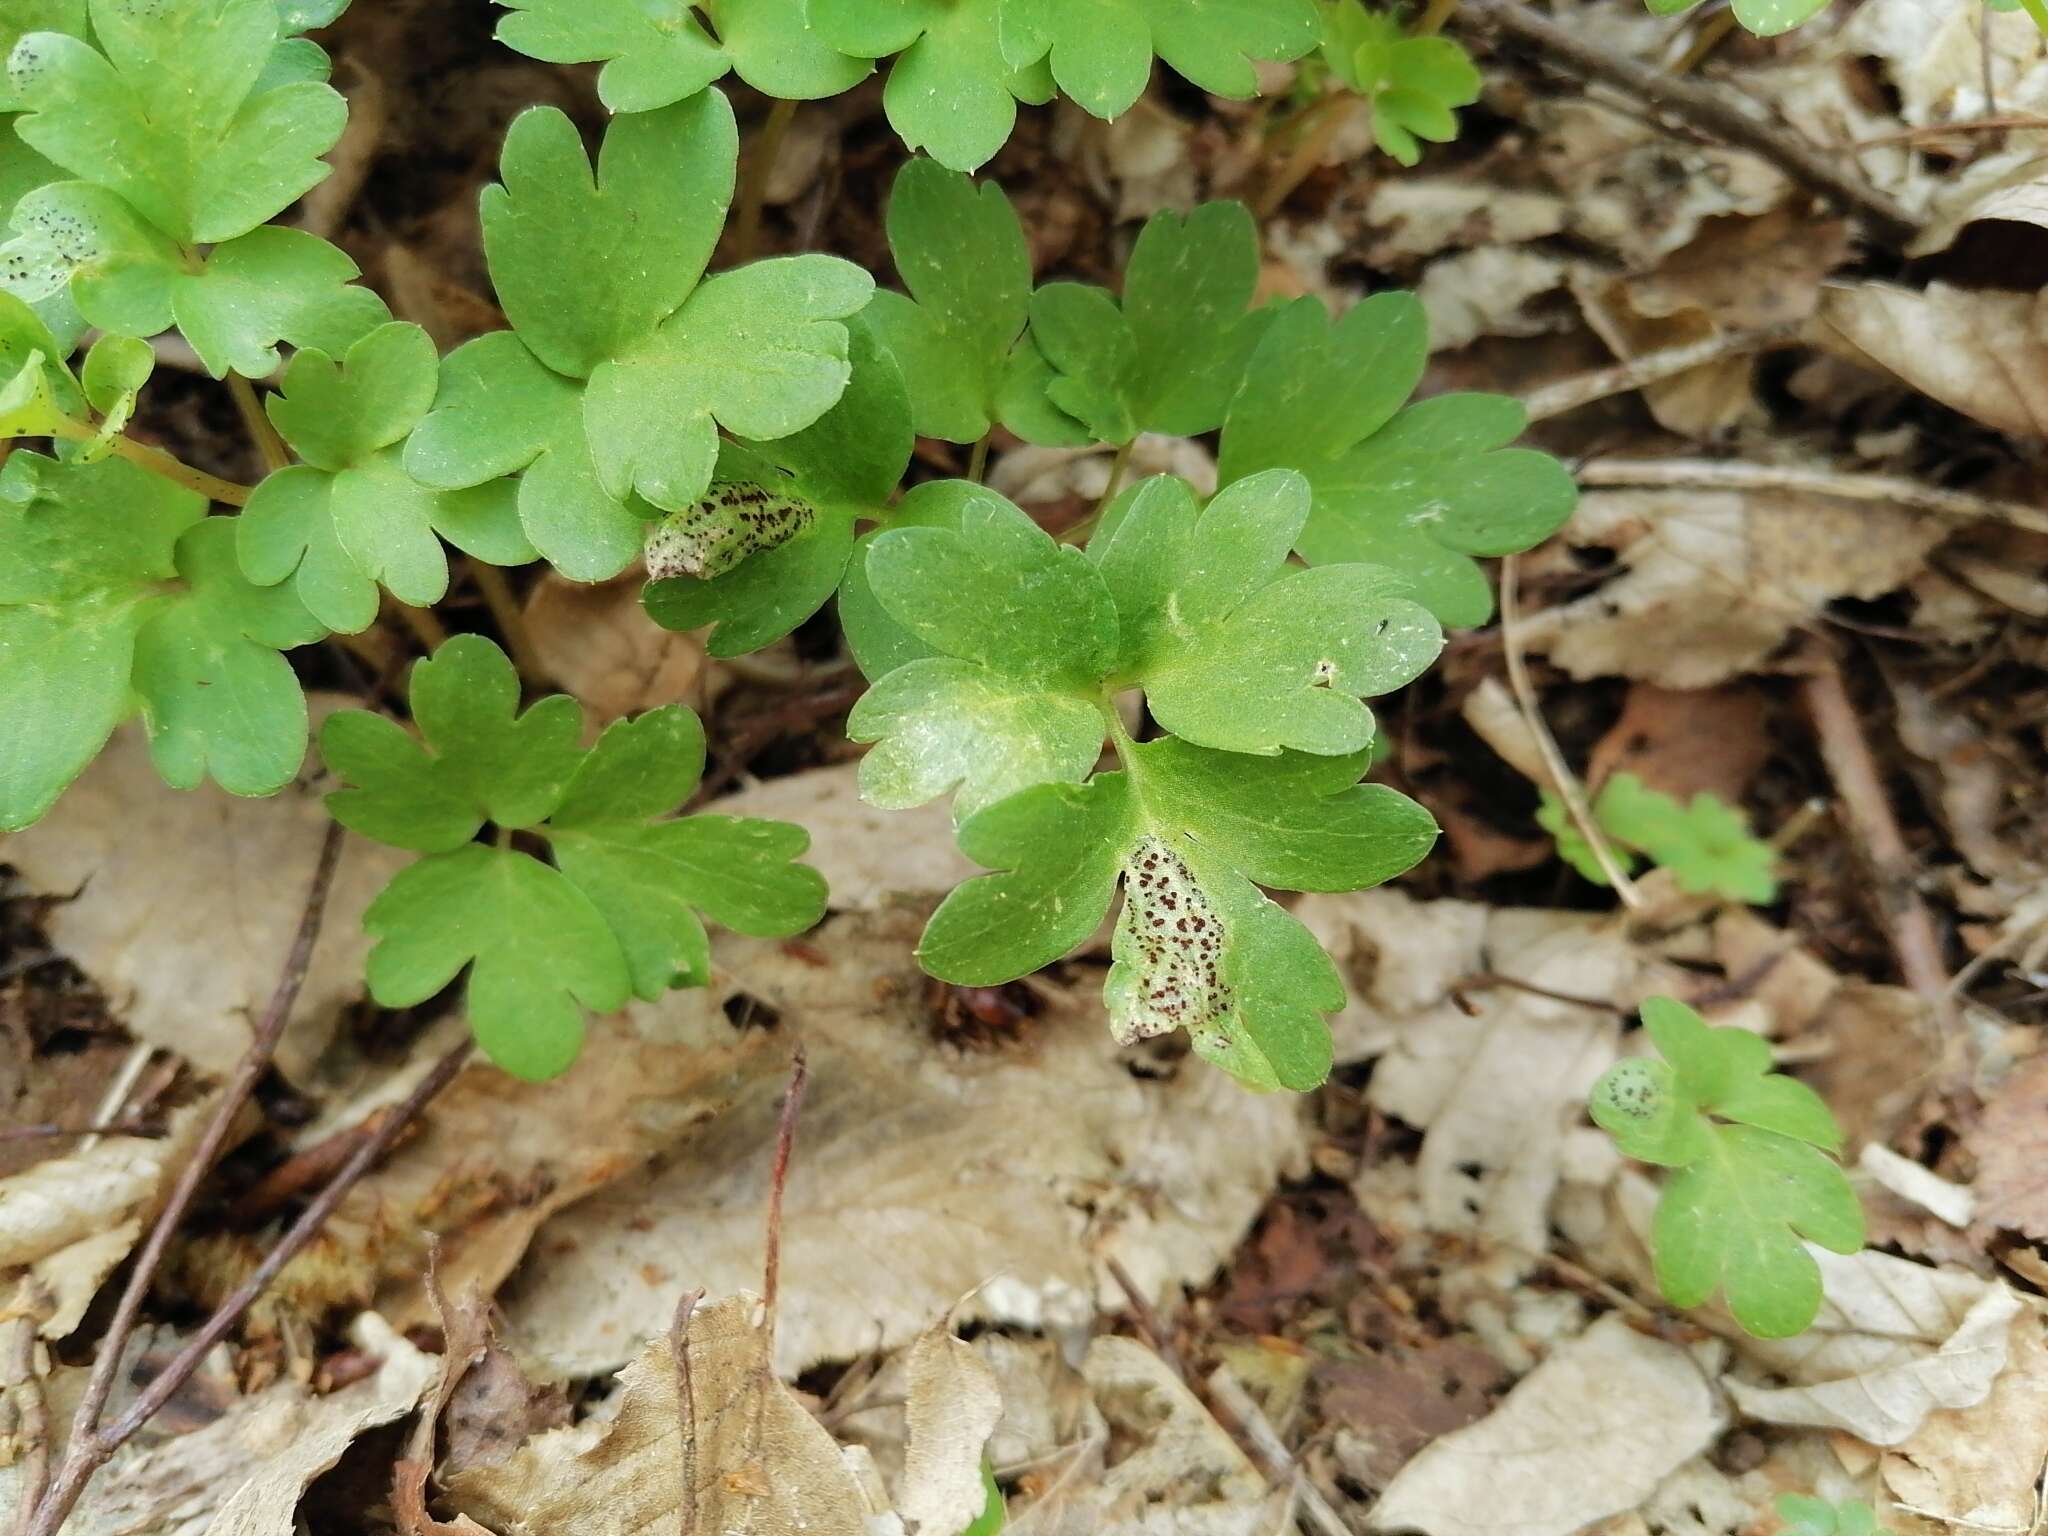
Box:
[864,157,1033,445]
[1001,0,1320,121]
[641,313,913,656]
[1589,996,1862,1337]
[1218,293,1578,627]
[11,0,346,245]
[1775,1496,1889,1536]
[0,451,319,827]
[492,0,725,113]
[403,330,649,584]
[583,253,875,513]
[241,323,535,632]
[330,636,829,1079]
[363,843,629,1081]
[920,737,1436,1090]
[1543,773,1777,904]
[1091,470,1441,756]
[810,0,1050,172]
[1322,5,1481,166]
[1030,201,1270,444]
[481,95,735,381]
[704,0,875,98]
[0,183,391,378]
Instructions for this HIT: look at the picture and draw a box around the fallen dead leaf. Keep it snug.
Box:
[1972,1054,2048,1259]
[1368,1313,1725,1536]
[1417,247,1572,353]
[1,715,406,1082]
[1586,683,1774,805]
[1817,283,2048,439]
[898,1326,1003,1535]
[497,910,1307,1378]
[1364,911,1637,1254]
[1518,489,1945,687]
[711,764,976,910]
[331,1010,781,1333]
[21,1313,435,1536]
[1881,1304,2048,1535]
[522,570,715,723]
[443,1292,868,1536]
[1724,1252,2019,1445]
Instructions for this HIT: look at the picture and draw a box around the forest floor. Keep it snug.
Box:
[7,0,2048,1532]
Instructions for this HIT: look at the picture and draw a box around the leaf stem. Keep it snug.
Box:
[226,372,290,474]
[1058,440,1136,546]
[2016,0,2048,39]
[467,559,548,687]
[51,418,255,507]
[967,432,991,484]
[1413,0,1460,35]
[733,97,797,265]
[1255,91,1359,219]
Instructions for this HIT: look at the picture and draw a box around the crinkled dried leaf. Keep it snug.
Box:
[900,1327,1004,1534]
[1369,1314,1725,1536]
[442,1294,865,1536]
[1817,282,2048,439]
[1516,490,1943,687]
[498,910,1305,1376]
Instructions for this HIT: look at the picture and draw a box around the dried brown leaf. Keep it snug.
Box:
[1817,282,2048,438]
[442,1293,866,1536]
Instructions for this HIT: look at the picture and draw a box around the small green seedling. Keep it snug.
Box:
[1539,772,1778,903]
[1775,1495,1891,1536]
[1591,998,1863,1338]
[1312,1,1482,165]
[323,635,827,1080]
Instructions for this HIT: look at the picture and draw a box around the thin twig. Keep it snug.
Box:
[1853,113,2048,146]
[1499,555,1645,909]
[0,1117,167,1144]
[19,824,373,1536]
[226,373,290,474]
[1519,324,1801,422]
[670,1287,705,1536]
[94,1039,472,1452]
[1452,971,1628,1014]
[466,561,547,687]
[761,1045,809,1334]
[1668,8,1738,75]
[1208,1369,1359,1536]
[1799,657,1955,1035]
[1575,455,2048,537]
[5,1309,50,1536]
[1468,0,1920,247]
[61,821,344,1448]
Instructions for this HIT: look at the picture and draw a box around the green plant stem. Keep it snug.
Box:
[733,97,797,264]
[1256,92,1360,219]
[2016,0,2048,39]
[1058,439,1135,546]
[1413,0,1460,34]
[468,559,548,687]
[49,417,254,507]
[226,372,289,473]
[967,433,990,484]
